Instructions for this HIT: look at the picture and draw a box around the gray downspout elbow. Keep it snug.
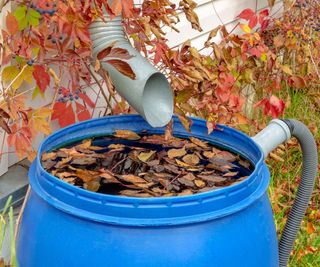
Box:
[89,14,173,127]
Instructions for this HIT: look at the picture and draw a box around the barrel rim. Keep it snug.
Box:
[29,115,269,226]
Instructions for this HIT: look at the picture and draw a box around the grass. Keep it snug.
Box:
[266,89,320,266]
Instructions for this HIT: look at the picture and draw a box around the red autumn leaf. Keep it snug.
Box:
[259,9,269,21]
[237,8,255,20]
[6,12,19,35]
[75,102,91,122]
[105,59,136,79]
[260,19,270,32]
[97,46,112,60]
[52,102,75,128]
[108,48,133,60]
[151,41,170,65]
[255,95,285,118]
[111,0,134,17]
[249,15,258,29]
[33,65,50,93]
[78,93,95,108]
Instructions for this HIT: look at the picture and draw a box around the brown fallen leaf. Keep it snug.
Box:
[108,143,125,152]
[175,159,191,168]
[182,154,200,165]
[75,139,92,150]
[197,175,226,183]
[117,174,147,184]
[203,151,216,158]
[181,173,196,181]
[194,179,206,188]
[114,130,141,140]
[189,136,208,149]
[71,157,97,165]
[223,171,238,177]
[76,169,101,183]
[167,147,186,159]
[55,157,72,168]
[178,189,193,196]
[177,177,194,187]
[216,151,237,162]
[42,152,57,161]
[138,150,156,162]
[84,180,101,192]
[239,159,251,169]
[42,159,57,170]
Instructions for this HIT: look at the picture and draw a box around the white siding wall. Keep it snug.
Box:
[0,0,282,175]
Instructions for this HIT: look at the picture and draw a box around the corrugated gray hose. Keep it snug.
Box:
[279,119,318,267]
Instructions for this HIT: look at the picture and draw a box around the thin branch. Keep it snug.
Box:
[84,62,114,114]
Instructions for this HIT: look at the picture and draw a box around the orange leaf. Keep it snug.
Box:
[6,12,19,35]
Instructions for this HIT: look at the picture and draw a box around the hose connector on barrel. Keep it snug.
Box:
[253,119,318,267]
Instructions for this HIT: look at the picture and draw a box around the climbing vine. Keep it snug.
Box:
[0,0,319,160]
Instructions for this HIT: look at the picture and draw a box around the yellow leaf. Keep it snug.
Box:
[2,66,19,84]
[240,24,251,34]
[28,107,52,137]
[1,65,34,91]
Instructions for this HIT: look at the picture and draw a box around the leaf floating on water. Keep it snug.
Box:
[223,171,238,177]
[167,147,186,159]
[203,151,216,159]
[76,169,101,183]
[175,159,191,168]
[138,150,156,162]
[189,136,208,149]
[114,130,141,140]
[182,154,200,165]
[194,179,206,188]
[84,180,101,192]
[72,157,97,165]
[108,143,125,152]
[177,177,194,187]
[75,139,92,150]
[42,152,57,161]
[118,174,147,184]
[239,159,251,169]
[41,133,252,197]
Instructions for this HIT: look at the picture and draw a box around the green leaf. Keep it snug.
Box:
[32,86,45,100]
[13,6,41,30]
[28,8,41,27]
[13,5,28,30]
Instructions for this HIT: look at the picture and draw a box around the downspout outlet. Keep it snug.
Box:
[89,13,174,128]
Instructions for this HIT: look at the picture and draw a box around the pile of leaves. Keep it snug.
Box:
[41,130,252,197]
[1,0,320,160]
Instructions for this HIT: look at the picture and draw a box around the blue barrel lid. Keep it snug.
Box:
[30,115,269,226]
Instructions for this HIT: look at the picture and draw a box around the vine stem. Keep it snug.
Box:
[83,62,114,114]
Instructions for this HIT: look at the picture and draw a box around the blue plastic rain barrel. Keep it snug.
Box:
[16,115,278,267]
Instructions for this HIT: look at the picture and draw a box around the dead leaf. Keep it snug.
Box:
[118,174,147,184]
[84,180,101,192]
[114,130,141,140]
[182,154,200,165]
[189,136,208,149]
[167,147,186,158]
[194,179,206,188]
[223,171,238,177]
[76,169,101,183]
[138,150,156,162]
